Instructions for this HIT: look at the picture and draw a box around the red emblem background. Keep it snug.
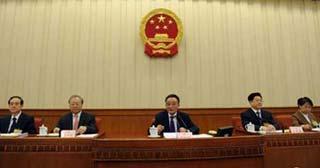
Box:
[140,8,183,57]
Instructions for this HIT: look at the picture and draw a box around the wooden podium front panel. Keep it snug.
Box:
[264,132,320,168]
[93,136,264,168]
[0,137,93,168]
[1,133,320,168]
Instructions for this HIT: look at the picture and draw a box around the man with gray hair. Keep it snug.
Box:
[53,95,97,134]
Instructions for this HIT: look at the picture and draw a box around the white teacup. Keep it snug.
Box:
[39,125,48,135]
[149,126,158,137]
[246,123,255,132]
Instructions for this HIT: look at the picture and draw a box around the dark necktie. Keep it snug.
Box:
[169,115,175,132]
[9,118,17,133]
[256,111,263,125]
[256,111,261,119]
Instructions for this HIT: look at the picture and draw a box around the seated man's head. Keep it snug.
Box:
[165,94,180,115]
[297,97,313,114]
[68,95,84,114]
[248,92,263,110]
[8,96,24,115]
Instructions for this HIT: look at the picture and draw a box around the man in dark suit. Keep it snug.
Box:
[53,95,97,134]
[0,96,36,134]
[241,92,279,132]
[151,94,199,135]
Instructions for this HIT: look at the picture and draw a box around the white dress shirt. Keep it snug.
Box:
[7,111,22,133]
[301,112,311,123]
[251,108,261,118]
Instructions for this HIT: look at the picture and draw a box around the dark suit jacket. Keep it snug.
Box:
[56,111,97,134]
[0,112,36,134]
[292,111,318,127]
[241,108,279,131]
[151,110,200,134]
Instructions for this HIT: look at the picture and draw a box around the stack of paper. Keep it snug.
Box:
[191,134,213,138]
[0,133,21,137]
[312,128,320,132]
[76,134,99,138]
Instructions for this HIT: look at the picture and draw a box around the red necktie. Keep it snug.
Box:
[73,114,79,130]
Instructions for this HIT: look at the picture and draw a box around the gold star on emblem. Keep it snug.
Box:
[163,25,168,29]
[150,20,155,24]
[155,25,160,29]
[168,20,173,24]
[157,15,166,23]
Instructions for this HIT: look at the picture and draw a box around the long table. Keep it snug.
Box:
[1,133,320,168]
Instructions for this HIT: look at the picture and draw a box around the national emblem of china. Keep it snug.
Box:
[140,8,183,57]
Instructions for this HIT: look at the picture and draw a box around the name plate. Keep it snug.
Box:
[289,126,304,134]
[177,132,193,138]
[163,132,193,139]
[61,130,76,138]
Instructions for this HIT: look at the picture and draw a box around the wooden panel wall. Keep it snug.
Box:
[1,107,319,137]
